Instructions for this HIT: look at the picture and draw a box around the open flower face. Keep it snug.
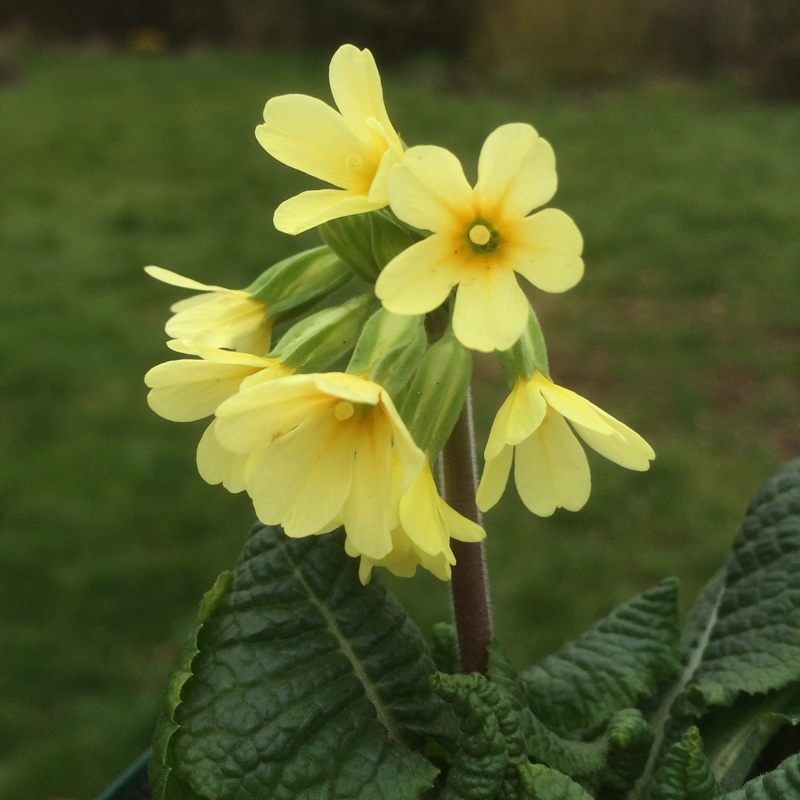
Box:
[212,372,426,560]
[376,123,584,353]
[145,266,271,355]
[477,372,654,516]
[256,44,404,235]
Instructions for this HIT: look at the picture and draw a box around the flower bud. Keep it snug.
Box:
[400,327,472,458]
[270,293,374,373]
[347,308,426,397]
[246,245,351,321]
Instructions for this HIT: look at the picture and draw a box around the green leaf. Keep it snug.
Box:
[630,459,800,798]
[431,623,460,675]
[518,764,594,800]
[648,727,720,800]
[699,684,800,791]
[149,571,232,800]
[595,709,656,798]
[719,753,800,799]
[431,672,528,800]
[684,459,800,708]
[164,523,445,800]
[522,579,680,734]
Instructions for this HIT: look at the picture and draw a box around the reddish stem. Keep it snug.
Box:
[441,389,493,675]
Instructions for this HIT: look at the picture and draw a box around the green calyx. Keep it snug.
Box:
[320,209,423,283]
[346,308,426,397]
[400,326,472,459]
[270,293,375,373]
[495,307,550,385]
[246,245,352,321]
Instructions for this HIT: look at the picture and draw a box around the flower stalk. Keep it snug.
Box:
[441,387,493,675]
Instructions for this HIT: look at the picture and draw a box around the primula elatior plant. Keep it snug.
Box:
[143,44,800,800]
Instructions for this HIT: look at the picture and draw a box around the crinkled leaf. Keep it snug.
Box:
[719,753,800,799]
[431,623,460,675]
[431,672,528,800]
[149,571,233,800]
[522,579,680,734]
[518,764,594,800]
[489,643,653,794]
[684,460,800,708]
[488,641,607,780]
[699,684,800,792]
[594,709,656,798]
[164,523,445,800]
[631,460,800,798]
[648,727,720,800]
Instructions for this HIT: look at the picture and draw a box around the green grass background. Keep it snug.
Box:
[1,48,798,798]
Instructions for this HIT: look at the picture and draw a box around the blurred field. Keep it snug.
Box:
[1,48,798,798]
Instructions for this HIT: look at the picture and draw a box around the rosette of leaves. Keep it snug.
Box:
[150,459,800,799]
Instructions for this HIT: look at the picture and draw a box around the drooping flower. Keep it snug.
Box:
[348,461,485,583]
[255,44,404,234]
[376,123,584,353]
[146,266,271,355]
[144,340,292,491]
[212,372,426,560]
[476,371,654,516]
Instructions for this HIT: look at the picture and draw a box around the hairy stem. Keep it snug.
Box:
[441,388,493,675]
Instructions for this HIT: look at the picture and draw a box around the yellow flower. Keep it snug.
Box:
[376,123,584,353]
[146,266,271,355]
[348,461,485,584]
[212,372,426,559]
[255,44,404,235]
[144,340,292,492]
[477,372,654,516]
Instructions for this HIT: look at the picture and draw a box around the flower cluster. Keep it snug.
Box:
[145,44,654,582]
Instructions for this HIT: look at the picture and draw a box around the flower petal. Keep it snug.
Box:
[328,45,401,152]
[214,377,332,454]
[439,500,486,543]
[343,414,394,559]
[476,123,557,220]
[536,377,615,435]
[196,420,252,493]
[273,188,383,235]
[483,389,516,460]
[452,265,529,352]
[399,467,449,556]
[476,443,514,512]
[311,372,383,405]
[514,409,591,515]
[247,413,353,536]
[164,292,269,351]
[257,94,370,189]
[511,208,584,293]
[145,266,223,292]
[145,360,255,421]
[376,234,463,315]
[388,145,473,233]
[506,379,548,444]
[572,408,655,471]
